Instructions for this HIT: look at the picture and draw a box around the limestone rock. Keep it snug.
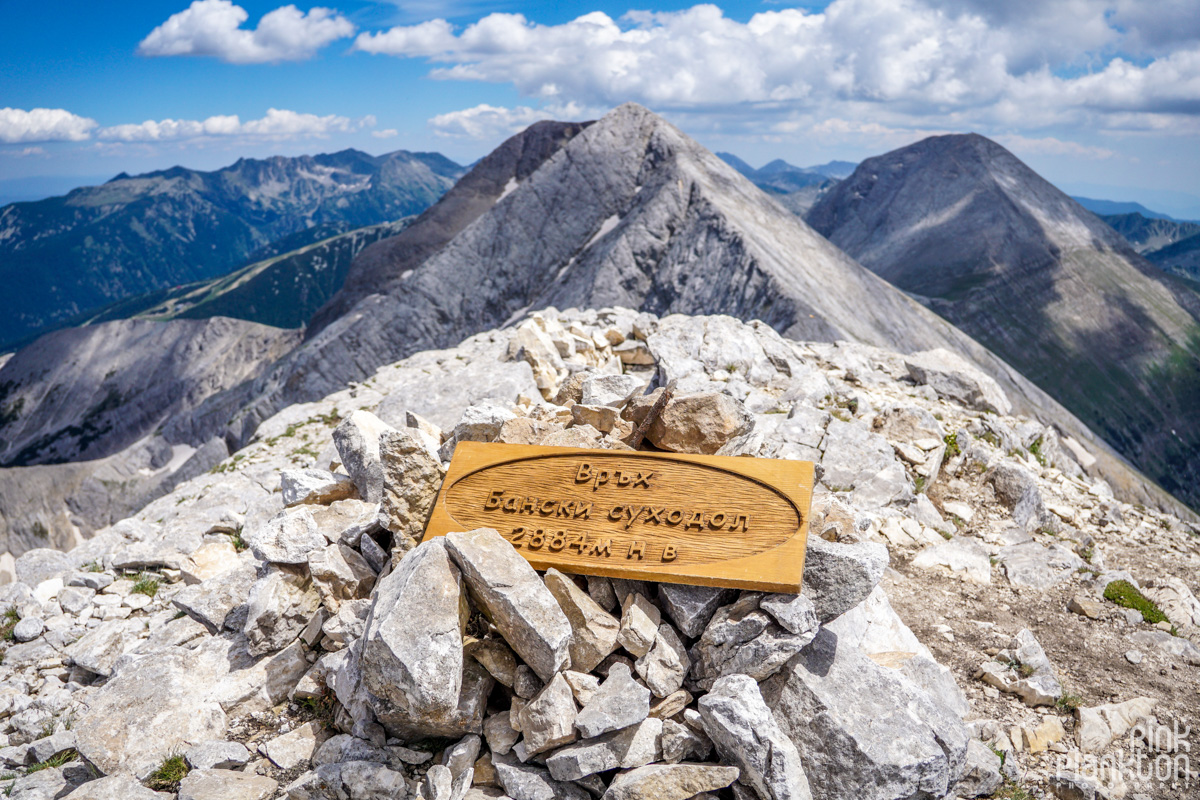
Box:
[635,392,754,454]
[11,617,43,643]
[543,569,620,673]
[62,776,167,799]
[359,538,465,728]
[699,674,812,800]
[758,594,819,637]
[975,629,1063,707]
[580,374,644,408]
[285,761,408,800]
[998,541,1084,589]
[546,717,663,780]
[243,564,322,656]
[954,739,1003,798]
[491,751,590,800]
[332,410,396,503]
[602,764,740,800]
[689,594,816,690]
[801,536,888,623]
[903,349,1011,415]
[74,643,230,778]
[281,469,358,507]
[1068,595,1104,620]
[245,506,327,565]
[261,722,325,770]
[307,543,376,613]
[377,426,446,554]
[635,623,690,698]
[185,740,251,771]
[911,538,992,584]
[988,463,1047,531]
[1141,576,1200,629]
[574,663,650,738]
[762,628,969,800]
[658,584,737,638]
[617,592,660,658]
[444,529,571,681]
[1076,697,1157,752]
[177,769,277,800]
[819,419,912,508]
[173,557,258,633]
[516,673,578,757]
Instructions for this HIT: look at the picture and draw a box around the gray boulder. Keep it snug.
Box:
[801,536,888,623]
[762,629,970,800]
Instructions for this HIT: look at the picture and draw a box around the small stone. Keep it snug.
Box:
[60,775,164,799]
[332,410,395,503]
[658,584,737,638]
[1077,697,1157,752]
[602,764,740,800]
[699,674,812,800]
[617,593,660,658]
[635,624,690,698]
[307,543,376,613]
[544,569,620,673]
[571,404,620,433]
[758,594,819,636]
[1125,650,1143,665]
[260,722,324,770]
[1021,716,1066,754]
[562,671,601,707]
[649,690,692,720]
[177,769,277,800]
[491,751,590,800]
[242,564,322,656]
[483,714,520,757]
[545,718,662,780]
[464,639,518,688]
[1068,596,1104,620]
[801,537,888,623]
[955,739,1003,798]
[575,663,650,738]
[245,506,327,565]
[580,374,644,408]
[377,426,446,554]
[444,529,571,682]
[12,617,44,643]
[186,740,251,770]
[587,576,618,612]
[689,593,816,690]
[517,673,578,757]
[281,469,358,507]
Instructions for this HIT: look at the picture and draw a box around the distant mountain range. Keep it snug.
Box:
[1073,196,1181,220]
[807,133,1200,508]
[715,153,851,214]
[0,149,464,350]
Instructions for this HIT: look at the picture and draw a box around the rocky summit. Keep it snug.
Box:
[0,308,1195,800]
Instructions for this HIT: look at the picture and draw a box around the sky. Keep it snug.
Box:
[2,0,1200,216]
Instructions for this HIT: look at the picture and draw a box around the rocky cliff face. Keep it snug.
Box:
[0,309,1194,800]
[0,150,462,349]
[807,133,1200,512]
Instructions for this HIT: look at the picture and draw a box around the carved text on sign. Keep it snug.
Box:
[422,442,814,592]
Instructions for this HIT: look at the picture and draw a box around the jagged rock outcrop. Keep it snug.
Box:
[0,309,1194,800]
[807,133,1200,512]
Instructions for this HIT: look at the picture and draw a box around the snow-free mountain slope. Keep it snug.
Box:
[171,105,1174,516]
[0,149,462,349]
[807,133,1200,509]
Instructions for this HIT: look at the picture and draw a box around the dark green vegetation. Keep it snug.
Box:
[0,149,462,349]
[86,218,411,330]
[808,134,1200,512]
[1103,579,1170,625]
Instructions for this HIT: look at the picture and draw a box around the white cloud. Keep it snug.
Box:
[97,109,373,142]
[358,0,1200,141]
[138,0,355,64]
[427,103,591,138]
[994,134,1116,159]
[0,146,49,158]
[0,108,97,143]
[371,128,399,138]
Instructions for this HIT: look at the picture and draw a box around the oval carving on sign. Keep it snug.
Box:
[442,451,802,568]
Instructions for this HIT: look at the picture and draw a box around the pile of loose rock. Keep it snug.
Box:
[0,307,1196,800]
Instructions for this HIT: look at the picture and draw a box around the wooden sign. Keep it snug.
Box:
[422,442,813,592]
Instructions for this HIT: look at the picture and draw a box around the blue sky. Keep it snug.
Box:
[3,0,1200,216]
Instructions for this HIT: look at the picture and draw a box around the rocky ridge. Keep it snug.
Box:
[0,309,1195,800]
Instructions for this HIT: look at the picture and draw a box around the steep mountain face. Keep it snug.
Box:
[86,218,412,331]
[0,317,299,466]
[1099,212,1200,254]
[168,106,1174,517]
[0,150,462,349]
[807,133,1200,510]
[1147,233,1200,282]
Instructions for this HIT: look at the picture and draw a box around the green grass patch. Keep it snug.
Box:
[0,608,18,642]
[1028,435,1047,467]
[1103,580,1169,624]
[943,433,961,459]
[145,755,188,791]
[130,575,160,599]
[1057,692,1083,713]
[996,782,1035,800]
[26,749,76,774]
